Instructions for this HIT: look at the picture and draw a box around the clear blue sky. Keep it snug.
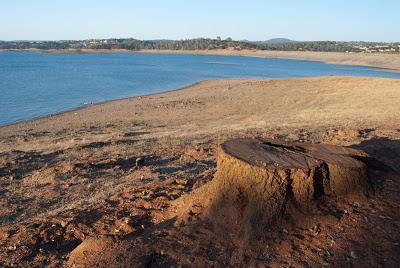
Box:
[0,0,398,42]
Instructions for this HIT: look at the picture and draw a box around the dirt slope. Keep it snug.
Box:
[0,77,400,267]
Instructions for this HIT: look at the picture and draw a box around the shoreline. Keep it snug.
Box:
[0,80,206,129]
[1,75,400,130]
[1,49,400,127]
[1,76,399,142]
[2,48,400,71]
[138,49,400,71]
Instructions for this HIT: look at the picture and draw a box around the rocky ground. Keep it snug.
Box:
[0,77,399,267]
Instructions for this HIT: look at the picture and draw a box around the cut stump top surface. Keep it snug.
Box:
[221,138,366,170]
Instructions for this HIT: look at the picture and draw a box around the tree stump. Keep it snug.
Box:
[216,138,368,218]
[178,138,371,237]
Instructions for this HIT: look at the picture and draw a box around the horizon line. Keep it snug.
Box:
[1,37,398,43]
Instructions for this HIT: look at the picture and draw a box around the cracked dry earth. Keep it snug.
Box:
[0,127,399,267]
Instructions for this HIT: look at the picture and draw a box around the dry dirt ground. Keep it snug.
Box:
[0,77,400,267]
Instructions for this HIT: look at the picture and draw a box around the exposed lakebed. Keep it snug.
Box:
[1,51,400,126]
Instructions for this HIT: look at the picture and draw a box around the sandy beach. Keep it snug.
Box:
[1,76,400,267]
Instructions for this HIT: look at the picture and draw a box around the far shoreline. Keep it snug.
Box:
[1,48,400,71]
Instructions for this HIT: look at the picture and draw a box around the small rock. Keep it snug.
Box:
[325,250,332,257]
[282,228,289,234]
[135,157,144,167]
[350,251,357,259]
[379,215,392,220]
[313,224,321,235]
[174,179,188,186]
[7,245,17,251]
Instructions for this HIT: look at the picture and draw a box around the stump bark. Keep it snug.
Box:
[191,138,370,235]
[176,138,372,238]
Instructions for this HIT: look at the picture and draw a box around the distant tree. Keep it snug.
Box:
[0,38,393,53]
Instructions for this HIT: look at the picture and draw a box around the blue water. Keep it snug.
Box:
[1,51,400,126]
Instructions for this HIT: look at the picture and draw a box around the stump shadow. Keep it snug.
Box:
[351,137,400,172]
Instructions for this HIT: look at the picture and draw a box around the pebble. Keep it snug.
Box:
[174,179,188,186]
[313,224,321,235]
[350,251,357,259]
[135,157,144,167]
[7,245,17,251]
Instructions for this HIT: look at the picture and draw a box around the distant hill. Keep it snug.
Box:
[264,38,297,44]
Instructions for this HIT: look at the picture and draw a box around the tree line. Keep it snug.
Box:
[0,38,398,53]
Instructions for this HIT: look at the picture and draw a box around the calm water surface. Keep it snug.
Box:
[1,51,400,126]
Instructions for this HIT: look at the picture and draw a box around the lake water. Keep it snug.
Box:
[1,51,400,126]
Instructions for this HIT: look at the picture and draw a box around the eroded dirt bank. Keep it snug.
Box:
[1,77,400,267]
